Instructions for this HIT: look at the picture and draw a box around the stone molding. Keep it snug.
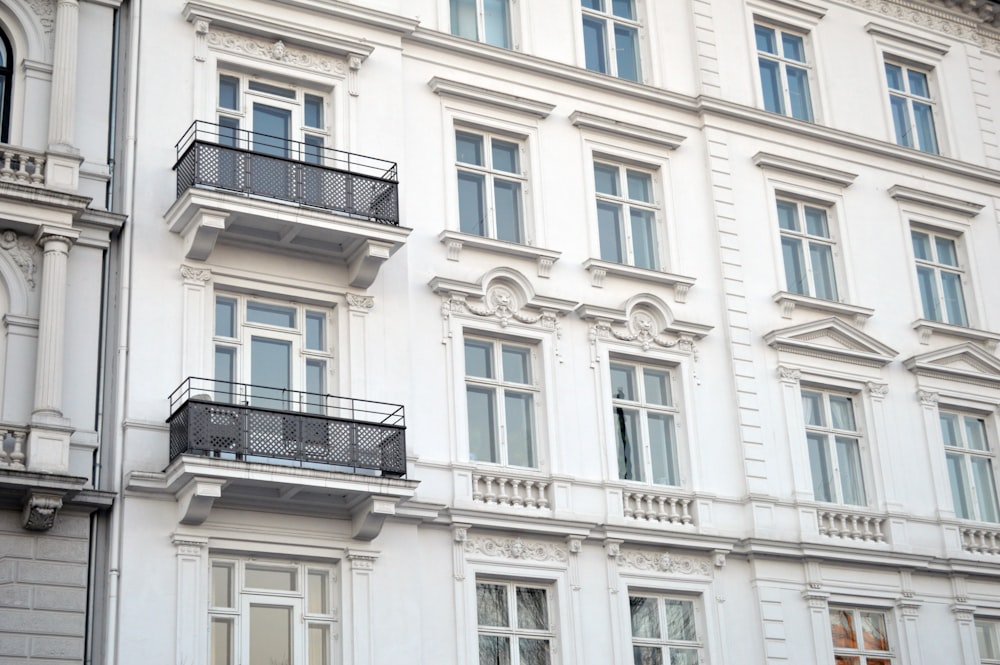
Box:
[464,536,568,563]
[616,549,713,577]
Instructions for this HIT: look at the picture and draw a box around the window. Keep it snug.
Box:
[802,389,866,506]
[456,130,526,243]
[217,73,328,162]
[593,161,659,270]
[941,411,1000,523]
[829,608,893,664]
[629,594,701,665]
[209,559,336,665]
[978,619,1000,664]
[755,23,813,121]
[214,295,331,412]
[611,361,679,486]
[464,337,539,468]
[0,28,11,143]
[777,199,838,300]
[911,228,968,326]
[581,0,641,82]
[476,580,553,665]
[451,0,511,48]
[884,61,938,153]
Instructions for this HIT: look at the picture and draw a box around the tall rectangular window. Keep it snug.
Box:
[611,360,680,486]
[581,0,641,82]
[885,61,938,153]
[629,595,702,665]
[594,161,659,269]
[977,619,1000,664]
[911,228,968,326]
[941,411,1000,523]
[477,581,553,665]
[829,608,894,664]
[451,0,512,48]
[465,337,539,468]
[755,23,814,121]
[456,130,526,243]
[802,390,867,506]
[776,199,838,301]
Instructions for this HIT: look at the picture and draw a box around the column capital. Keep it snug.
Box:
[34,225,79,249]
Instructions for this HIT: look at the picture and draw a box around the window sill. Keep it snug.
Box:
[912,319,1000,351]
[583,258,696,303]
[773,291,874,327]
[439,230,561,278]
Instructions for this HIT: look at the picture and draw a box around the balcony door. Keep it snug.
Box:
[240,594,304,665]
[249,336,292,410]
[249,102,294,200]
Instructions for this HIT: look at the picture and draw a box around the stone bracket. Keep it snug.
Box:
[177,477,227,525]
[351,495,398,541]
[23,491,64,531]
[347,240,394,288]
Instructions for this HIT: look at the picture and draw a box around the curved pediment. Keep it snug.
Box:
[764,317,897,367]
[904,342,1000,388]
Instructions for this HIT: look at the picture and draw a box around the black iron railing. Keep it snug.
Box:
[173,121,400,225]
[167,378,406,477]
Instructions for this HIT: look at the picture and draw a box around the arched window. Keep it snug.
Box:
[0,28,12,143]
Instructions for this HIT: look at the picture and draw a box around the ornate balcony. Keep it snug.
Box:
[165,122,410,287]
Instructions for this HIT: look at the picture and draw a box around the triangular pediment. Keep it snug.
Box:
[764,317,897,367]
[904,342,1000,387]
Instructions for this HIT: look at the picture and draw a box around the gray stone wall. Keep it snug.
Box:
[0,510,90,664]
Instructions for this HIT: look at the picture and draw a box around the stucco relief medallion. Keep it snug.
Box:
[617,549,712,577]
[1,231,39,289]
[464,536,567,563]
[458,285,557,330]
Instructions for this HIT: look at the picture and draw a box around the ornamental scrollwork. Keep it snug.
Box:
[590,313,694,354]
[448,285,559,331]
[180,265,211,283]
[464,536,567,563]
[843,0,1000,52]
[206,30,347,75]
[347,294,374,309]
[616,549,712,577]
[0,231,39,289]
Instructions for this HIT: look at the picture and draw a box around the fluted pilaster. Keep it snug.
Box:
[32,229,77,420]
[47,0,80,151]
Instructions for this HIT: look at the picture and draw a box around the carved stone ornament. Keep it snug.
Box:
[590,313,695,354]
[777,366,802,383]
[844,0,1000,51]
[616,549,712,577]
[347,549,379,571]
[464,536,568,563]
[28,0,56,40]
[180,265,211,283]
[918,390,940,406]
[347,294,374,309]
[0,231,39,289]
[867,382,889,398]
[172,537,207,557]
[448,285,559,331]
[207,29,347,75]
[22,494,62,531]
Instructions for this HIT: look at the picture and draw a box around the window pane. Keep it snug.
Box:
[247,301,295,328]
[978,621,1000,658]
[633,646,663,665]
[934,236,958,266]
[248,80,296,99]
[804,207,829,237]
[303,134,324,165]
[307,570,328,614]
[939,413,960,447]
[467,386,498,463]
[829,395,855,431]
[972,457,1000,522]
[218,116,240,148]
[249,605,292,665]
[594,163,619,195]
[458,171,487,236]
[480,636,511,665]
[612,0,635,19]
[911,230,932,260]
[494,179,523,243]
[245,567,296,591]
[626,170,652,202]
[252,105,291,158]
[913,101,938,153]
[483,0,511,48]
[948,453,972,518]
[219,75,240,110]
[611,364,637,401]
[583,17,608,74]
[781,236,807,294]
[516,587,548,630]
[907,69,930,97]
[465,340,494,378]
[915,266,941,321]
[643,369,671,406]
[308,624,329,665]
[582,0,603,9]
[211,563,233,608]
[614,24,640,82]
[940,271,967,326]
[836,436,866,506]
[889,95,912,147]
[211,618,233,665]
[249,337,291,408]
[598,202,624,263]
[214,347,236,402]
[305,311,324,350]
[305,360,325,412]
[505,391,536,468]
[755,25,777,54]
[663,599,696,641]
[884,63,904,91]
[648,413,678,486]
[860,612,889,651]
[630,208,657,270]
[477,583,509,627]
[964,416,988,451]
[216,298,236,337]
[809,242,838,301]
[304,94,323,129]
[670,649,700,665]
[808,433,834,502]
[492,139,519,173]
[787,66,813,121]
[630,596,660,638]
[615,407,642,481]
[834,658,861,665]
[829,609,858,649]
[456,132,484,165]
[776,200,799,231]
[502,345,531,384]
[781,32,805,62]
[801,391,824,427]
[758,59,784,114]
[519,638,551,665]
[451,0,478,40]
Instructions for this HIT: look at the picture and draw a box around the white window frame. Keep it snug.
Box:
[592,158,662,270]
[627,591,704,665]
[828,606,896,664]
[454,127,528,244]
[463,333,543,469]
[475,578,556,665]
[753,20,815,121]
[449,0,514,49]
[208,557,338,665]
[800,386,869,507]
[977,618,1000,664]
[910,225,969,327]
[939,407,1000,523]
[609,358,682,487]
[883,58,939,154]
[580,0,644,82]
[775,196,840,301]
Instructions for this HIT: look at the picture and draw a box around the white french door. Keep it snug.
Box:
[240,594,304,665]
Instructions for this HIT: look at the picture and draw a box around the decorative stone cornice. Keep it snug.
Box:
[429,77,555,119]
[617,549,713,577]
[889,185,983,217]
[431,269,576,332]
[464,536,568,563]
[765,317,897,368]
[571,111,685,149]
[753,152,858,187]
[577,295,711,355]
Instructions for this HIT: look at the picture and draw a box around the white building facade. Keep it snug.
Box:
[16,0,1000,663]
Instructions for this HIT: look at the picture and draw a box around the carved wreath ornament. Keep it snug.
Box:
[0,231,39,289]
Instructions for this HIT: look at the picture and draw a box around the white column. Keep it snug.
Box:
[173,535,209,665]
[803,590,833,665]
[32,229,76,422]
[48,0,79,151]
[896,600,924,665]
[180,266,212,381]
[346,549,378,665]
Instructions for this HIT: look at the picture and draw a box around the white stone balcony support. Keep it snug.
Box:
[622,489,694,526]
[472,472,550,509]
[817,508,886,542]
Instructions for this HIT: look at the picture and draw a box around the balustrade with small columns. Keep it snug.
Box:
[622,489,694,525]
[472,472,550,509]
